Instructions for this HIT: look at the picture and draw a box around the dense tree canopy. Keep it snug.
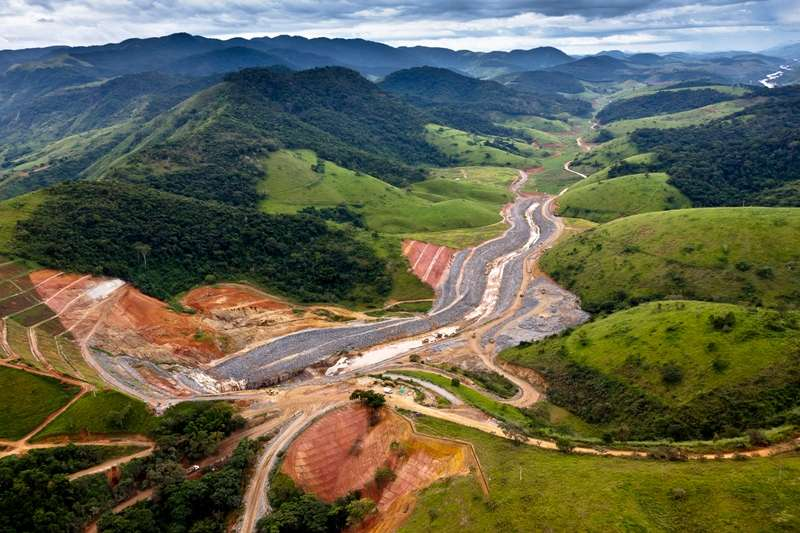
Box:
[13,181,391,303]
[597,88,738,123]
[630,87,800,206]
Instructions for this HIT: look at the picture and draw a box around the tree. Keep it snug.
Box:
[345,498,376,526]
[374,466,396,488]
[499,421,527,445]
[133,242,151,268]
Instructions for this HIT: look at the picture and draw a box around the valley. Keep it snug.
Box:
[0,29,798,533]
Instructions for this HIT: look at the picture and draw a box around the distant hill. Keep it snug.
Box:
[494,70,584,94]
[628,87,800,206]
[596,88,739,123]
[166,46,291,77]
[380,66,591,129]
[548,55,639,82]
[763,42,800,60]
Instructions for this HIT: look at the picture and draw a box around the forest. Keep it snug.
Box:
[0,402,248,533]
[596,88,738,123]
[13,181,391,303]
[380,66,591,132]
[630,87,800,206]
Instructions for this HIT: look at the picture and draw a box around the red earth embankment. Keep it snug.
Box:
[402,240,455,288]
[281,403,476,531]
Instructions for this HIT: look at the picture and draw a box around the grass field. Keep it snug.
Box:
[571,136,639,176]
[424,124,540,168]
[401,417,800,533]
[502,301,799,407]
[33,389,155,441]
[0,366,79,439]
[402,221,508,249]
[541,207,800,312]
[558,172,691,222]
[259,149,504,235]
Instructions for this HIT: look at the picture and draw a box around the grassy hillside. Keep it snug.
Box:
[596,88,739,123]
[402,417,800,533]
[558,172,691,222]
[258,150,505,234]
[33,390,155,441]
[425,124,540,168]
[0,366,79,439]
[541,207,800,312]
[0,191,45,252]
[501,300,800,439]
[601,99,748,138]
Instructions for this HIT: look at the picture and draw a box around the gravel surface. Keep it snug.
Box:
[211,196,555,387]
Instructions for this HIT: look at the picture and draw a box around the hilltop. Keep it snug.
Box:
[541,207,800,312]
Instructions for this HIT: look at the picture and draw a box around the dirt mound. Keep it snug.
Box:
[402,240,455,288]
[93,286,223,363]
[182,284,289,314]
[281,403,475,531]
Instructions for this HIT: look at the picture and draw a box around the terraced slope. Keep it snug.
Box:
[501,300,800,440]
[541,207,800,312]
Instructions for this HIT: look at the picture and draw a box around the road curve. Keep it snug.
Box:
[211,182,559,388]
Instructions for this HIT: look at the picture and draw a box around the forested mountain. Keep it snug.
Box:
[494,70,585,94]
[627,87,800,206]
[101,67,444,206]
[596,88,740,123]
[380,66,591,133]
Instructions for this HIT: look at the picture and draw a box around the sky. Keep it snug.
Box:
[1,0,799,53]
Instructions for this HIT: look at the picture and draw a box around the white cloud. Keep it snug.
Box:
[0,0,798,52]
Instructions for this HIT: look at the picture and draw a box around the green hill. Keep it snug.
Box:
[425,124,540,167]
[259,149,507,234]
[558,172,691,222]
[541,207,800,312]
[501,300,800,440]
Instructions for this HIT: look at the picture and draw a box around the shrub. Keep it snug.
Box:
[555,436,574,453]
[660,362,684,386]
[374,466,397,488]
[451,378,461,387]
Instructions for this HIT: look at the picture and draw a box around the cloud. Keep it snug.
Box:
[0,0,797,53]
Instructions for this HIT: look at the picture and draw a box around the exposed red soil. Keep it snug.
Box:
[525,166,545,174]
[92,286,223,363]
[182,284,289,314]
[402,240,455,288]
[282,403,474,531]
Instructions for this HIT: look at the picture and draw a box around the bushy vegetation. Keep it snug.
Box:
[0,445,142,533]
[502,301,800,440]
[0,366,79,439]
[401,417,800,533]
[1,399,247,533]
[629,87,800,206]
[597,88,738,123]
[14,181,390,303]
[100,438,257,533]
[541,208,800,312]
[258,473,374,533]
